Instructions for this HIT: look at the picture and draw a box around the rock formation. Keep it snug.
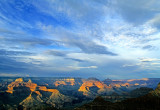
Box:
[4,78,74,109]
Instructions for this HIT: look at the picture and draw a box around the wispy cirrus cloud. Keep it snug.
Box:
[0,0,160,79]
[67,65,97,70]
[114,0,160,25]
[140,58,160,62]
[0,49,32,56]
[46,50,67,57]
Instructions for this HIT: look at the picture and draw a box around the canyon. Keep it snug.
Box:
[0,77,160,109]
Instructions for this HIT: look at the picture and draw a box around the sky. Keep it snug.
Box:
[0,0,160,79]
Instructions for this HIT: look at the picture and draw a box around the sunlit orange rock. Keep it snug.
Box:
[111,83,131,87]
[121,83,130,87]
[26,82,37,92]
[6,78,24,93]
[54,78,76,86]
[38,86,59,93]
[78,80,109,92]
[127,79,137,82]
[127,78,149,82]
[38,86,47,91]
[65,78,75,86]
[6,88,13,94]
[6,78,37,93]
[134,83,139,86]
[34,91,42,96]
[141,78,149,81]
[47,89,59,93]
[15,78,23,82]
[28,79,32,83]
[54,81,67,87]
[113,84,121,87]
[6,78,61,95]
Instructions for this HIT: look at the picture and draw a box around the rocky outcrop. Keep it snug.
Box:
[78,79,112,98]
[15,78,24,82]
[38,86,59,93]
[4,78,75,109]
[151,82,160,96]
[54,78,76,87]
[2,77,160,109]
[6,78,37,93]
[78,79,143,98]
[54,81,67,87]
[76,83,160,110]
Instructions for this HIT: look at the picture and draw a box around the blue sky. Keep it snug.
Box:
[0,0,160,79]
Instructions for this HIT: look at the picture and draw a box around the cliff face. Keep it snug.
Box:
[151,82,160,96]
[78,79,137,98]
[78,79,113,98]
[1,77,160,109]
[6,78,37,93]
[76,83,160,110]
[4,78,74,109]
[54,78,78,87]
[15,78,23,82]
[78,80,106,92]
